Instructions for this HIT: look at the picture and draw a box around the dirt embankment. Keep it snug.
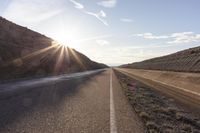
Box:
[114,70,200,133]
[123,46,200,73]
[0,17,107,80]
[116,68,200,107]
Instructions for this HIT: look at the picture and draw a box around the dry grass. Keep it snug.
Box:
[114,70,200,133]
[139,112,150,122]
[180,123,193,132]
[145,121,159,130]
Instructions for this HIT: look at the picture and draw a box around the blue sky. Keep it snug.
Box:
[1,0,200,66]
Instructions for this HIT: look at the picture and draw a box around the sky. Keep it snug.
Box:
[0,0,200,66]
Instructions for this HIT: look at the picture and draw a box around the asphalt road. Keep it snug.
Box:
[0,69,144,133]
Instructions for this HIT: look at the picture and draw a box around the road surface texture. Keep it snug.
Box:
[116,68,200,109]
[0,69,144,133]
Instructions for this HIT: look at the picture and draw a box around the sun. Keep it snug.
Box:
[51,27,82,48]
[53,34,76,48]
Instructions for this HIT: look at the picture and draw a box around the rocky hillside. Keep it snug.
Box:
[122,46,200,73]
[0,17,107,80]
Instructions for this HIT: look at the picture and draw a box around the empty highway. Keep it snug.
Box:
[0,69,144,133]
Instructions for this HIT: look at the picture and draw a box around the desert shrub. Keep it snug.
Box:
[139,112,150,121]
[146,121,159,131]
[180,124,193,132]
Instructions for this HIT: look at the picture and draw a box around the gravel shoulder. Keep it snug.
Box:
[114,69,200,133]
[116,68,200,108]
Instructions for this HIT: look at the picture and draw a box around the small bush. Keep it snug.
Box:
[175,112,188,122]
[181,124,193,132]
[148,129,159,133]
[146,121,159,130]
[139,112,150,121]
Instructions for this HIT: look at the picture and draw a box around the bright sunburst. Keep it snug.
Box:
[51,27,82,48]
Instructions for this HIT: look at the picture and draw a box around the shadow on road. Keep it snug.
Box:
[0,70,105,131]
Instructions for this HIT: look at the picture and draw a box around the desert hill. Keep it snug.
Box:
[122,46,200,73]
[0,17,107,80]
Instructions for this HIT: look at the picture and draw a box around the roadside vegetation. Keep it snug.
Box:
[114,70,200,133]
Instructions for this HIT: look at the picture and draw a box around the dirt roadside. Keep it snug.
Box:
[116,68,200,109]
[114,70,200,133]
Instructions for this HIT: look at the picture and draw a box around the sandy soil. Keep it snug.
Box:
[116,68,200,108]
[114,70,200,133]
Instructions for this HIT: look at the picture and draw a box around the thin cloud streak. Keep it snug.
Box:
[120,18,133,23]
[132,33,169,39]
[96,40,110,46]
[132,32,200,44]
[98,0,117,8]
[75,34,113,43]
[69,0,108,26]
[2,0,65,25]
[69,0,84,9]
[127,44,185,49]
[84,10,108,26]
[168,32,200,43]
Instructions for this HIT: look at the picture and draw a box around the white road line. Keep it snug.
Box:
[110,70,118,133]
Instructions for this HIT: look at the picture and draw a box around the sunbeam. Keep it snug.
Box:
[4,42,59,67]
[54,46,65,74]
[68,48,86,70]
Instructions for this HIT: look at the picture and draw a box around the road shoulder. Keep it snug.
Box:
[112,69,145,133]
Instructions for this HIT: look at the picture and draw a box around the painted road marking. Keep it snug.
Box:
[110,70,118,133]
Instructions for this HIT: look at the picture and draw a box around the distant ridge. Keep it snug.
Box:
[121,46,200,73]
[0,17,108,80]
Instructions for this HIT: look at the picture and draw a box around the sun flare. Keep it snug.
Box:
[53,35,75,48]
[51,27,82,48]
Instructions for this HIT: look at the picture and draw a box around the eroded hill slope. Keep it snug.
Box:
[0,17,107,80]
[122,46,200,72]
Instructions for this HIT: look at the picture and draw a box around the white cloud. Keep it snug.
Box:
[133,33,169,39]
[168,32,200,43]
[2,0,65,26]
[76,34,112,43]
[120,18,133,23]
[133,32,200,44]
[69,0,84,9]
[84,10,108,26]
[105,46,164,64]
[96,40,110,46]
[98,0,117,8]
[69,0,108,26]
